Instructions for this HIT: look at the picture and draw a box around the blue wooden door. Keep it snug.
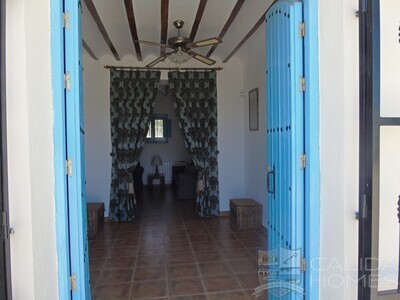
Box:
[65,0,91,298]
[266,1,305,299]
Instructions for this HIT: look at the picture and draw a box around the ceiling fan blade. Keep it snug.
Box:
[187,37,221,48]
[134,40,173,48]
[145,53,170,68]
[188,51,216,65]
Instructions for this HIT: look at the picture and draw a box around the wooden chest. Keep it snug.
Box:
[230,198,261,231]
[87,202,105,238]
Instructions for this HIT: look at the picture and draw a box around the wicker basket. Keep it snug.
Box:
[230,198,261,231]
[87,202,105,238]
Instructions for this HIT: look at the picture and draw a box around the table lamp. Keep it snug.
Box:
[151,155,163,176]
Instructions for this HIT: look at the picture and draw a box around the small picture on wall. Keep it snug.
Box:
[249,88,259,131]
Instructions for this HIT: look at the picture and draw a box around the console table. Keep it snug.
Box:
[148,174,165,190]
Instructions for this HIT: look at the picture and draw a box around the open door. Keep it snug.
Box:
[64,0,91,298]
[358,0,400,299]
[266,0,305,299]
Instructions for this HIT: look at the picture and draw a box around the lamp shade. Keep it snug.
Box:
[151,155,163,166]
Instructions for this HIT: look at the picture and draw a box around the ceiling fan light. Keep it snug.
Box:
[169,50,191,65]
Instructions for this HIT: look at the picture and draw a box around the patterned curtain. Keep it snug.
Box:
[168,71,219,217]
[109,69,160,221]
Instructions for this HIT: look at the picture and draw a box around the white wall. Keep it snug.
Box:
[237,23,268,227]
[140,91,191,185]
[83,54,245,215]
[318,0,360,299]
[6,0,58,299]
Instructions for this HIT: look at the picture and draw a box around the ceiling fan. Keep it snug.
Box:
[134,19,222,68]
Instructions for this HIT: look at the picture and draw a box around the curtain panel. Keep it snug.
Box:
[109,69,160,221]
[168,71,219,217]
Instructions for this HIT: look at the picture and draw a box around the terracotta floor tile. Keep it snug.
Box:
[90,270,102,286]
[136,255,166,267]
[92,283,131,300]
[236,273,260,289]
[169,295,208,300]
[165,235,190,244]
[167,253,196,265]
[113,239,140,248]
[222,249,253,261]
[130,280,167,299]
[104,256,136,270]
[97,269,133,285]
[188,234,213,243]
[194,251,224,263]
[168,264,200,278]
[191,242,219,252]
[164,228,187,237]
[110,247,138,257]
[118,231,141,239]
[169,278,205,296]
[216,240,245,250]
[197,262,232,277]
[207,290,249,300]
[202,274,241,293]
[90,258,107,271]
[134,266,166,281]
[89,239,115,249]
[138,245,165,256]
[90,189,265,299]
[89,247,112,259]
[229,259,258,274]
[166,242,192,253]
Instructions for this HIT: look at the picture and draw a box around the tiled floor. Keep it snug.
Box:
[89,187,267,300]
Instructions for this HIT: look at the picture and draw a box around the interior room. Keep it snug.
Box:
[82,1,271,299]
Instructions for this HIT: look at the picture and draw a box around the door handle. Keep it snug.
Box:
[267,166,275,196]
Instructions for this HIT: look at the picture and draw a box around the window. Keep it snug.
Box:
[146,114,171,143]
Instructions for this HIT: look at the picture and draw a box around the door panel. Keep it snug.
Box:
[266,1,305,299]
[64,0,90,298]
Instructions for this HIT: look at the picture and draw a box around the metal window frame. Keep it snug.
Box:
[358,0,400,298]
[0,0,11,298]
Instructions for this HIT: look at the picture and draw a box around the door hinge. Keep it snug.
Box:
[63,11,70,29]
[70,273,77,292]
[300,257,306,272]
[299,76,306,92]
[1,211,9,240]
[66,158,73,177]
[300,153,306,170]
[64,72,71,92]
[298,22,305,38]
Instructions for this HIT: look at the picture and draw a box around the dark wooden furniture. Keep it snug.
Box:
[148,174,165,190]
[230,198,262,231]
[87,202,105,238]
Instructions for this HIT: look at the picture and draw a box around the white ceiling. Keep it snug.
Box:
[82,0,274,64]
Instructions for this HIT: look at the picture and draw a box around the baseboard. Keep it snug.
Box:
[219,211,230,217]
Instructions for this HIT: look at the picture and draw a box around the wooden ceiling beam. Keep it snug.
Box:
[124,0,142,61]
[189,0,208,42]
[206,0,245,58]
[82,39,98,60]
[223,13,264,63]
[160,0,169,57]
[83,0,120,60]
